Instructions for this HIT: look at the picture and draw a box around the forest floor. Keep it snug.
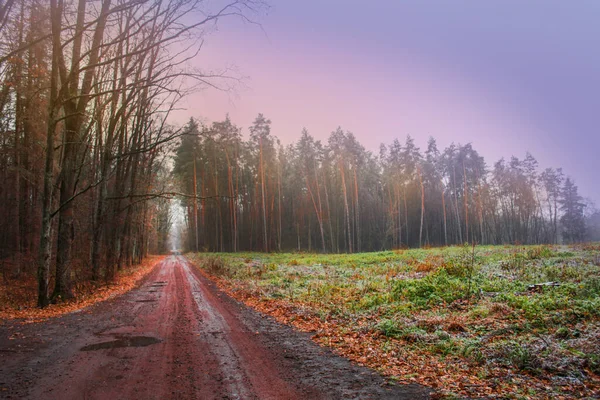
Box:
[0,255,429,399]
[187,244,600,399]
[0,255,165,322]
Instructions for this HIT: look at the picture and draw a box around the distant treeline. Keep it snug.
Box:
[174,115,593,253]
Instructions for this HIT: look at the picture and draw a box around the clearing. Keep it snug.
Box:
[188,244,600,399]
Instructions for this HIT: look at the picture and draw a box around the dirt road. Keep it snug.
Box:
[0,256,430,399]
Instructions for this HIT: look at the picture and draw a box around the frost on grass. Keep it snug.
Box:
[189,245,600,398]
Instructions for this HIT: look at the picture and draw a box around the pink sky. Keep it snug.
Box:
[171,1,600,205]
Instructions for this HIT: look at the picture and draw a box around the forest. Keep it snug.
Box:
[1,1,599,398]
[0,0,595,309]
[0,0,266,306]
[172,116,595,253]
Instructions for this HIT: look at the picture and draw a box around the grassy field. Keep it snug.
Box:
[188,244,600,399]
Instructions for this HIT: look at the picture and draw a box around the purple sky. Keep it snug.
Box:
[173,0,600,205]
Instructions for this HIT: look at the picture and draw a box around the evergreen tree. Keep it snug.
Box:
[559,178,586,243]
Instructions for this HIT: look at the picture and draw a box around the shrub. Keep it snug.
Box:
[554,326,570,339]
[435,330,451,340]
[397,326,429,343]
[585,353,600,374]
[443,259,467,278]
[461,340,485,365]
[431,337,461,356]
[203,256,230,277]
[415,255,447,273]
[392,269,468,307]
[374,320,432,343]
[527,246,555,260]
[500,249,527,278]
[578,277,600,299]
[359,293,387,309]
[375,318,403,337]
[501,342,541,373]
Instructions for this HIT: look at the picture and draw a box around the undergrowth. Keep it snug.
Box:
[189,244,600,398]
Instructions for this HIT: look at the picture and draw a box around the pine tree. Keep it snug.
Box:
[559,178,586,243]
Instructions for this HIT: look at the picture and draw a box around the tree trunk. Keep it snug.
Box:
[353,168,360,252]
[323,167,335,252]
[304,169,326,253]
[463,163,469,243]
[452,167,463,243]
[37,0,62,307]
[277,158,282,251]
[193,158,199,252]
[259,136,268,251]
[418,167,425,248]
[441,181,448,246]
[403,186,408,246]
[339,161,352,253]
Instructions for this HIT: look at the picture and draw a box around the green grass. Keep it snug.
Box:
[188,244,600,398]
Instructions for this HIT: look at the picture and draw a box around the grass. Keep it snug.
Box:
[188,244,600,398]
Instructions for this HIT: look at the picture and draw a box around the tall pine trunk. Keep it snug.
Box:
[260,136,268,251]
[418,167,425,248]
[339,161,352,253]
[193,158,199,252]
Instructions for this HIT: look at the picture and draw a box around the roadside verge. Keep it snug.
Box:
[0,255,165,324]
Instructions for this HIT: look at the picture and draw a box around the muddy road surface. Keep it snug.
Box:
[0,256,430,399]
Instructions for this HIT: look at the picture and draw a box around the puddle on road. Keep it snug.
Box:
[151,281,167,287]
[80,336,162,351]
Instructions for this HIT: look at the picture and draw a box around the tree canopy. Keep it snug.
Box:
[172,117,590,253]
